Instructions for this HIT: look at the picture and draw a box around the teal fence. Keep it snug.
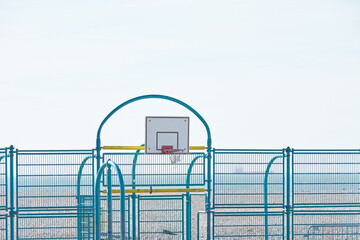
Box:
[1,147,360,239]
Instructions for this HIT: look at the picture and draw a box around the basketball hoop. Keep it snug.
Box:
[162,146,184,164]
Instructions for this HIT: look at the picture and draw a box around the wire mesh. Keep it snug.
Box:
[0,215,7,240]
[213,149,284,208]
[77,195,94,240]
[293,211,360,239]
[103,152,205,187]
[138,195,184,239]
[0,150,6,210]
[17,213,79,239]
[190,194,206,239]
[100,195,130,240]
[212,211,284,239]
[292,150,360,207]
[16,150,94,239]
[0,150,7,240]
[16,150,93,211]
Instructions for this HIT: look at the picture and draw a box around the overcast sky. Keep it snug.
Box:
[1,0,359,150]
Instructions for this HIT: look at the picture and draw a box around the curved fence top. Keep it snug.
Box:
[96,94,212,151]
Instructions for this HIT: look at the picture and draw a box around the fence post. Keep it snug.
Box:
[131,144,144,240]
[107,166,113,240]
[9,145,15,240]
[285,147,291,240]
[206,149,212,240]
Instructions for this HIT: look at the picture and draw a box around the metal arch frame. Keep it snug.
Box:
[95,94,212,166]
[95,94,213,239]
[95,160,126,240]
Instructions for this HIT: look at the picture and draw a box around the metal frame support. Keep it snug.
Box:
[9,145,15,240]
[285,147,292,240]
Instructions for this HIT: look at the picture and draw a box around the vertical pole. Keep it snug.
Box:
[286,147,291,240]
[95,164,107,240]
[132,193,136,240]
[96,139,101,172]
[186,155,202,240]
[131,145,143,240]
[9,145,15,240]
[206,148,212,240]
[107,166,113,240]
[186,193,191,240]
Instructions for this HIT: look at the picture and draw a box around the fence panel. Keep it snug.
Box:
[0,149,6,211]
[99,195,131,239]
[213,149,285,209]
[103,152,205,187]
[293,211,360,239]
[212,211,284,239]
[212,149,286,239]
[292,150,360,208]
[138,195,184,239]
[0,215,7,240]
[292,150,360,239]
[16,150,94,240]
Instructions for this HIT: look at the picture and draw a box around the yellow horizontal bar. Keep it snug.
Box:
[189,146,206,150]
[102,188,206,194]
[103,146,145,150]
[102,146,206,151]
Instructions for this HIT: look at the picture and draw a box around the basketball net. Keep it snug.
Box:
[162,146,184,164]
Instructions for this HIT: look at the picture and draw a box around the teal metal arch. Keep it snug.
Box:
[95,160,126,240]
[96,94,212,165]
[95,94,213,239]
[76,156,94,240]
[185,155,203,240]
[263,155,283,240]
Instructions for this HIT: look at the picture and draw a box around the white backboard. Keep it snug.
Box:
[145,116,189,154]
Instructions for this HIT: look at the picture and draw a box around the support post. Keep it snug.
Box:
[206,149,212,240]
[107,166,113,240]
[9,145,15,240]
[285,147,291,240]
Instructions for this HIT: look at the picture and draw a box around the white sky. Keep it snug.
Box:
[0,0,359,150]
